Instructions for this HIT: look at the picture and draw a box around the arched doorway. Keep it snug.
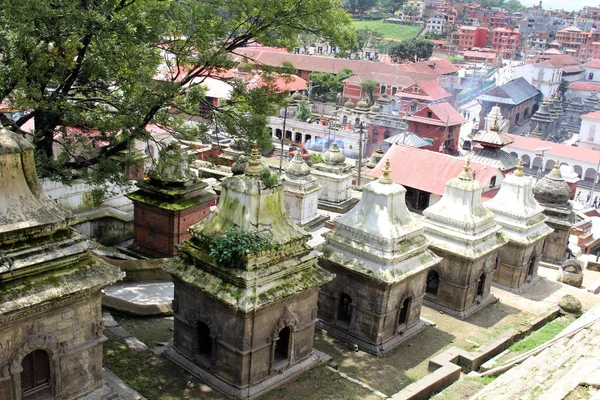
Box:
[398,297,411,328]
[585,167,597,181]
[274,327,291,362]
[532,156,542,170]
[521,154,531,168]
[197,321,213,359]
[426,271,440,296]
[527,257,536,277]
[337,293,352,322]
[285,130,292,141]
[510,151,518,159]
[21,350,52,400]
[275,129,282,139]
[545,159,555,172]
[573,165,583,178]
[476,273,486,297]
[294,132,302,143]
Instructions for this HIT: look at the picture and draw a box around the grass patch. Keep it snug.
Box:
[351,20,421,41]
[508,315,574,354]
[432,376,496,400]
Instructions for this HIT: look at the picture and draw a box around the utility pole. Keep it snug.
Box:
[590,157,600,204]
[279,104,288,173]
[357,121,365,187]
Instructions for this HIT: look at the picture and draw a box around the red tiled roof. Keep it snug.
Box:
[251,74,308,92]
[463,51,497,59]
[526,54,580,68]
[344,72,422,88]
[396,59,460,75]
[427,102,466,125]
[581,110,600,120]
[365,144,500,196]
[567,81,600,91]
[415,80,452,100]
[507,134,600,164]
[563,65,585,73]
[583,59,600,69]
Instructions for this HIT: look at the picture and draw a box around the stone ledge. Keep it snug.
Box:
[165,346,331,400]
[102,282,173,316]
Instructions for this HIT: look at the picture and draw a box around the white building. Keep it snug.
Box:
[579,109,600,150]
[426,14,447,34]
[583,59,600,82]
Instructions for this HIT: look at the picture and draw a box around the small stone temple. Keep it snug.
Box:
[318,160,441,354]
[485,160,553,292]
[422,160,507,318]
[282,153,323,226]
[466,116,518,173]
[0,126,123,400]
[163,145,333,399]
[127,144,217,258]
[533,163,576,265]
[312,143,358,213]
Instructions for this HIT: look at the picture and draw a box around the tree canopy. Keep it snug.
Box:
[0,0,354,185]
[388,38,434,63]
[344,0,377,14]
[309,68,355,102]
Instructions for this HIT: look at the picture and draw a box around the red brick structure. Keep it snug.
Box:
[127,145,217,258]
[491,28,521,57]
[458,26,489,51]
[406,102,465,153]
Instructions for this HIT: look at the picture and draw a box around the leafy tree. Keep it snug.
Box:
[503,0,525,12]
[310,68,355,102]
[360,79,377,105]
[401,4,420,16]
[0,0,354,185]
[388,38,434,63]
[356,28,383,50]
[344,0,378,14]
[296,100,313,122]
[379,0,405,13]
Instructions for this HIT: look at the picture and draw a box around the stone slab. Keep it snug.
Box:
[317,197,359,213]
[79,368,145,400]
[102,281,173,316]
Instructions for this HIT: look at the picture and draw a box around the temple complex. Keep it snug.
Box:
[421,160,507,318]
[485,160,553,292]
[533,163,576,265]
[282,153,323,226]
[318,160,441,354]
[465,117,518,173]
[126,144,217,258]
[163,145,332,399]
[312,143,358,212]
[0,126,123,400]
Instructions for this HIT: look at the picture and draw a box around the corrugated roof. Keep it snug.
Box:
[563,65,585,73]
[427,102,466,126]
[415,80,453,100]
[396,59,460,75]
[477,77,539,105]
[466,148,519,171]
[567,81,600,91]
[384,132,433,147]
[365,144,500,196]
[464,51,497,59]
[472,127,515,147]
[506,134,600,164]
[584,59,600,69]
[526,54,581,67]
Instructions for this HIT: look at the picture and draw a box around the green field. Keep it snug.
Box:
[351,20,421,41]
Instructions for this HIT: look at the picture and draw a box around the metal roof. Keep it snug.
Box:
[466,148,519,172]
[477,77,539,105]
[384,132,433,148]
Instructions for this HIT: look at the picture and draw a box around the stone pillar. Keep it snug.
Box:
[283,153,323,226]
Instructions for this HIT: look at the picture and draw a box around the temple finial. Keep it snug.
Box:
[553,159,560,172]
[245,142,263,176]
[379,159,393,184]
[492,116,499,131]
[459,158,473,181]
[515,158,524,177]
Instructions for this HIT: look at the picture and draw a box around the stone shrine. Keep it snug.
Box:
[282,153,323,226]
[312,143,358,212]
[533,163,576,265]
[422,160,507,318]
[483,104,509,132]
[466,117,518,173]
[318,160,441,354]
[530,101,555,140]
[127,144,217,257]
[485,160,553,292]
[0,126,123,400]
[163,145,332,399]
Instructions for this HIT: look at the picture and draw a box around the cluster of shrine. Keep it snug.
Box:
[0,113,576,399]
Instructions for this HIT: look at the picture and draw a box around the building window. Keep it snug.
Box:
[398,297,411,328]
[337,293,352,322]
[413,87,419,93]
[476,273,486,298]
[380,85,387,94]
[427,111,433,118]
[392,86,398,95]
[21,350,52,400]
[197,321,213,359]
[590,125,596,141]
[426,271,440,296]
[490,176,497,187]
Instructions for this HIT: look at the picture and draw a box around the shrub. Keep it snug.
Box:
[209,227,272,268]
[260,166,280,187]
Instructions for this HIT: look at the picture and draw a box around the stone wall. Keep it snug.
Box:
[0,292,105,400]
[542,221,571,265]
[172,279,319,389]
[495,239,545,290]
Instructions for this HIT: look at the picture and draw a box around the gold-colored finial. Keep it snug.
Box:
[459,158,473,181]
[515,158,524,176]
[553,159,560,172]
[245,142,263,176]
[492,116,499,132]
[379,159,393,184]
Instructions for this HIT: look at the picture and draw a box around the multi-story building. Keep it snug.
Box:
[512,53,582,99]
[555,26,589,57]
[519,7,563,42]
[458,26,489,51]
[427,11,448,34]
[491,28,521,57]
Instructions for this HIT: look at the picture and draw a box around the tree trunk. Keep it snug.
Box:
[34,112,60,159]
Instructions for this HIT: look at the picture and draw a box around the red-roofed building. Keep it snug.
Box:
[396,59,460,75]
[364,144,502,210]
[490,28,520,57]
[463,50,497,62]
[405,102,465,153]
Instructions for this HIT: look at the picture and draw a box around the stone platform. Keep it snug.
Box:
[317,197,359,213]
[102,282,173,316]
[79,368,145,400]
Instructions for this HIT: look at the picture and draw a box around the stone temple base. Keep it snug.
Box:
[317,318,430,356]
[424,293,496,319]
[317,197,359,214]
[165,346,331,400]
[492,275,541,294]
[301,214,330,229]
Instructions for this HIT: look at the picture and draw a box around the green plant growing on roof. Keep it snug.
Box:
[260,166,280,188]
[209,227,272,269]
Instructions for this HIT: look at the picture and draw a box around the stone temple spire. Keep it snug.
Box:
[485,158,553,291]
